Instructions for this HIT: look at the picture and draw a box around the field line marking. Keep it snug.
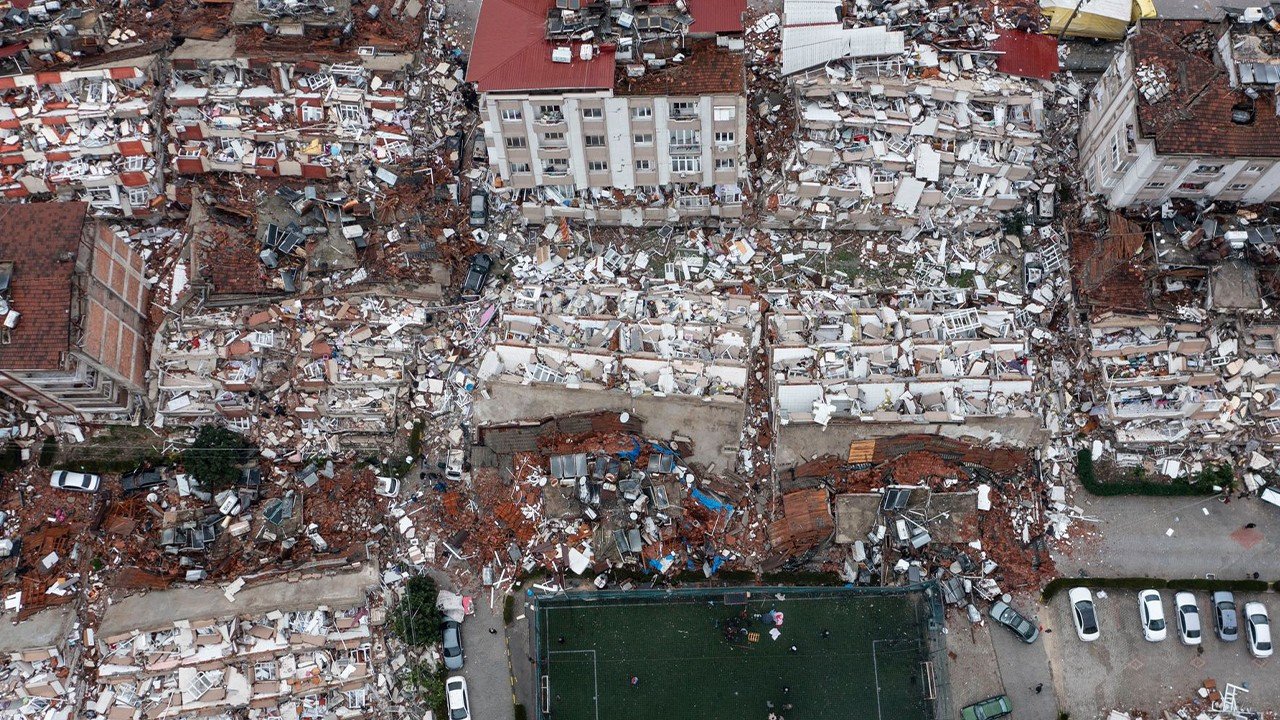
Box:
[546,649,599,720]
[871,639,885,720]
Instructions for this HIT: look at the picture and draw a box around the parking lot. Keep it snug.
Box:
[1044,588,1277,717]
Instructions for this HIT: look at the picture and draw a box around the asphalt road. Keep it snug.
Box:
[1055,493,1280,580]
[987,612,1058,719]
[461,592,514,720]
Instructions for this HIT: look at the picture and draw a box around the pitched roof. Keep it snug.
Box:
[686,0,746,34]
[993,30,1059,81]
[614,39,745,96]
[466,0,616,93]
[1133,20,1280,157]
[0,203,86,371]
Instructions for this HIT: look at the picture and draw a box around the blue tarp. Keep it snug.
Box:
[617,437,642,462]
[691,488,734,515]
[649,441,679,457]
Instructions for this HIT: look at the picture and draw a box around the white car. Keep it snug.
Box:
[1069,587,1100,642]
[1139,589,1167,642]
[49,471,101,493]
[1244,602,1273,659]
[374,476,400,498]
[445,676,471,720]
[1174,592,1202,646]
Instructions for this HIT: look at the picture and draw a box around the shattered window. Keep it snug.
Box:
[128,188,152,207]
[672,101,697,118]
[510,162,531,174]
[301,105,324,123]
[337,104,364,126]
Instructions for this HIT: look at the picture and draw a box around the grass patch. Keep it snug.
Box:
[1076,449,1224,497]
[1042,576,1271,603]
[760,570,846,586]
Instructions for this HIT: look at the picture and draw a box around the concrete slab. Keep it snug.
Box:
[833,493,880,544]
[99,564,379,636]
[0,606,75,651]
[777,417,1044,468]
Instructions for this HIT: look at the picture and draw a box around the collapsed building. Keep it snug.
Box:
[0,202,150,422]
[167,37,417,179]
[0,54,163,215]
[769,0,1055,230]
[1080,18,1280,208]
[468,0,750,224]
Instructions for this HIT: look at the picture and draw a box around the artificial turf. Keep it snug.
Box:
[536,588,935,720]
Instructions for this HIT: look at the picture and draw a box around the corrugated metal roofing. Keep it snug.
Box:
[992,30,1060,81]
[686,0,747,34]
[466,0,616,93]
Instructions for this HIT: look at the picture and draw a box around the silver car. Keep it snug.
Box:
[441,620,464,670]
[1213,591,1239,642]
[990,601,1039,643]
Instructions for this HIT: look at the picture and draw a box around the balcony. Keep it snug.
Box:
[669,143,702,155]
[543,166,570,177]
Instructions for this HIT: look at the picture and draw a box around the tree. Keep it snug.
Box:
[404,662,447,717]
[183,425,253,494]
[391,575,442,646]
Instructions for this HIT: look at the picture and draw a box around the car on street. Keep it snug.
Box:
[445,676,471,720]
[441,620,464,670]
[1244,601,1273,658]
[1138,589,1167,642]
[374,475,400,498]
[1070,587,1100,642]
[1174,591,1202,646]
[1213,591,1239,642]
[989,601,1039,643]
[49,471,101,493]
[960,694,1012,720]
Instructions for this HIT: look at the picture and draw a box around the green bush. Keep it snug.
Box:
[183,426,253,494]
[0,441,20,472]
[503,594,516,625]
[408,419,425,458]
[38,437,58,468]
[391,575,442,646]
[1076,449,1222,497]
[514,703,528,720]
[403,662,446,717]
[1043,576,1272,603]
[759,571,845,586]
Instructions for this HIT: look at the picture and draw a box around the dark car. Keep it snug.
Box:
[989,601,1039,643]
[468,191,488,227]
[462,253,493,297]
[442,620,464,670]
[1214,591,1239,642]
[121,468,166,495]
[961,695,1011,720]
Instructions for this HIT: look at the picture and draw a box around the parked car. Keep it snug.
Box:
[374,476,401,498]
[1174,592,1202,646]
[1244,601,1273,658]
[462,253,493,297]
[49,471,101,493]
[989,601,1039,643]
[961,694,1012,720]
[445,676,471,720]
[1069,587,1100,642]
[1213,591,1239,642]
[468,191,488,227]
[441,620,464,670]
[121,468,166,495]
[1138,589,1167,642]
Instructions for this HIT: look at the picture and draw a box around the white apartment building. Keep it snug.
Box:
[467,0,748,224]
[1080,19,1280,207]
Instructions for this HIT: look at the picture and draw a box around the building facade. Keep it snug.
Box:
[1080,19,1280,207]
[468,0,748,224]
[0,202,149,421]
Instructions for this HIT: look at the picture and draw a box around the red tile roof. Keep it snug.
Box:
[0,203,87,371]
[686,0,746,34]
[992,30,1059,81]
[466,0,616,93]
[1134,20,1280,158]
[614,39,744,96]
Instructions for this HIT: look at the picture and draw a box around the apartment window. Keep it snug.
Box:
[543,132,565,144]
[1161,163,1180,172]
[510,162,531,174]
[670,129,700,150]
[635,159,653,171]
[1144,181,1167,189]
[582,107,603,120]
[713,106,736,121]
[634,133,654,145]
[715,158,736,170]
[544,159,569,174]
[714,131,735,145]
[1194,164,1224,175]
[671,157,701,174]
[124,155,146,172]
[1245,164,1266,173]
[1179,181,1208,191]
[588,160,608,172]
[632,106,653,120]
[127,187,152,206]
[537,104,562,119]
[584,135,606,147]
[505,137,527,149]
[86,186,119,206]
[337,104,363,125]
[1230,183,1250,191]
[501,109,523,122]
[300,105,323,123]
[1109,137,1122,170]
[672,101,697,118]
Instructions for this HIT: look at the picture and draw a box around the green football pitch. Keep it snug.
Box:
[535,587,939,720]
